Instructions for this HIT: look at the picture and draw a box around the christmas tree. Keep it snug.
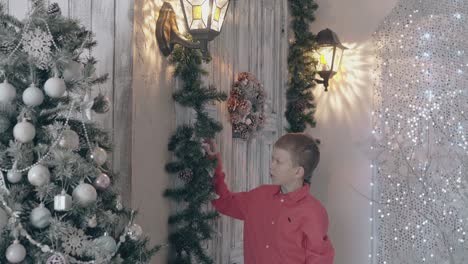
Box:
[0,1,158,262]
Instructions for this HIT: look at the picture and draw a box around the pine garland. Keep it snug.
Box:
[164,46,227,263]
[285,0,319,132]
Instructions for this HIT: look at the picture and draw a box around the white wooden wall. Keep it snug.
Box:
[2,0,134,204]
[201,0,290,263]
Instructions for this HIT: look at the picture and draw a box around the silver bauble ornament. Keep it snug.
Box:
[94,173,111,190]
[72,183,97,207]
[46,253,68,264]
[90,147,107,166]
[58,129,80,150]
[22,83,44,107]
[0,79,16,103]
[13,119,36,143]
[0,115,10,133]
[28,164,51,187]
[7,170,22,183]
[5,241,26,263]
[44,76,66,98]
[54,190,72,211]
[30,204,52,228]
[94,233,117,254]
[91,93,111,114]
[127,223,143,240]
[0,207,8,231]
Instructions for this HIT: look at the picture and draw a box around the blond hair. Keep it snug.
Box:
[274,133,320,183]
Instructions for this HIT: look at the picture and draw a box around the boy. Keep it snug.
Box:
[203,133,335,264]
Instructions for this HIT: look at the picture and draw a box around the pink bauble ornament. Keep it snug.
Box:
[94,173,111,190]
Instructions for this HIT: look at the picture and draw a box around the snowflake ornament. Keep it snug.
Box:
[22,28,53,69]
[61,227,89,256]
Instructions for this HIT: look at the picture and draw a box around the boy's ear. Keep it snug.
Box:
[295,166,305,179]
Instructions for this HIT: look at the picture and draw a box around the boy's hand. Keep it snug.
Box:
[202,139,218,157]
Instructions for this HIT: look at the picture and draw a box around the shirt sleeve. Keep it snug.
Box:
[210,153,250,220]
[303,207,335,264]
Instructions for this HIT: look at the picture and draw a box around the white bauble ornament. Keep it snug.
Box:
[94,233,117,254]
[5,241,26,263]
[90,147,107,166]
[22,83,44,107]
[13,119,36,143]
[30,204,52,228]
[72,183,97,207]
[0,79,16,103]
[0,207,8,231]
[0,115,10,133]
[44,76,66,98]
[58,129,80,150]
[63,61,82,82]
[27,164,50,187]
[7,170,22,183]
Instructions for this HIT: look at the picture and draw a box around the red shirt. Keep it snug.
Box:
[211,154,335,264]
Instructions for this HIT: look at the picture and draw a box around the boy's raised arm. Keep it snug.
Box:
[209,152,250,220]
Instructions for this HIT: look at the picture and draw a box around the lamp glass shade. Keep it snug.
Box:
[210,0,229,32]
[315,46,345,73]
[182,0,211,30]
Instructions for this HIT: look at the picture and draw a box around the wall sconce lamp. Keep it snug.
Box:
[156,0,230,57]
[313,28,347,92]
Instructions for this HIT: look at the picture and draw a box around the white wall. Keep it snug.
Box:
[307,1,398,264]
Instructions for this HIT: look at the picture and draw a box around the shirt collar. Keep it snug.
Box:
[273,184,310,203]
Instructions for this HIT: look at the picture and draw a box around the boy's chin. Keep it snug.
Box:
[271,178,282,185]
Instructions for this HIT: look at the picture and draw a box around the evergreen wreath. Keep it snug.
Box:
[227,72,266,140]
